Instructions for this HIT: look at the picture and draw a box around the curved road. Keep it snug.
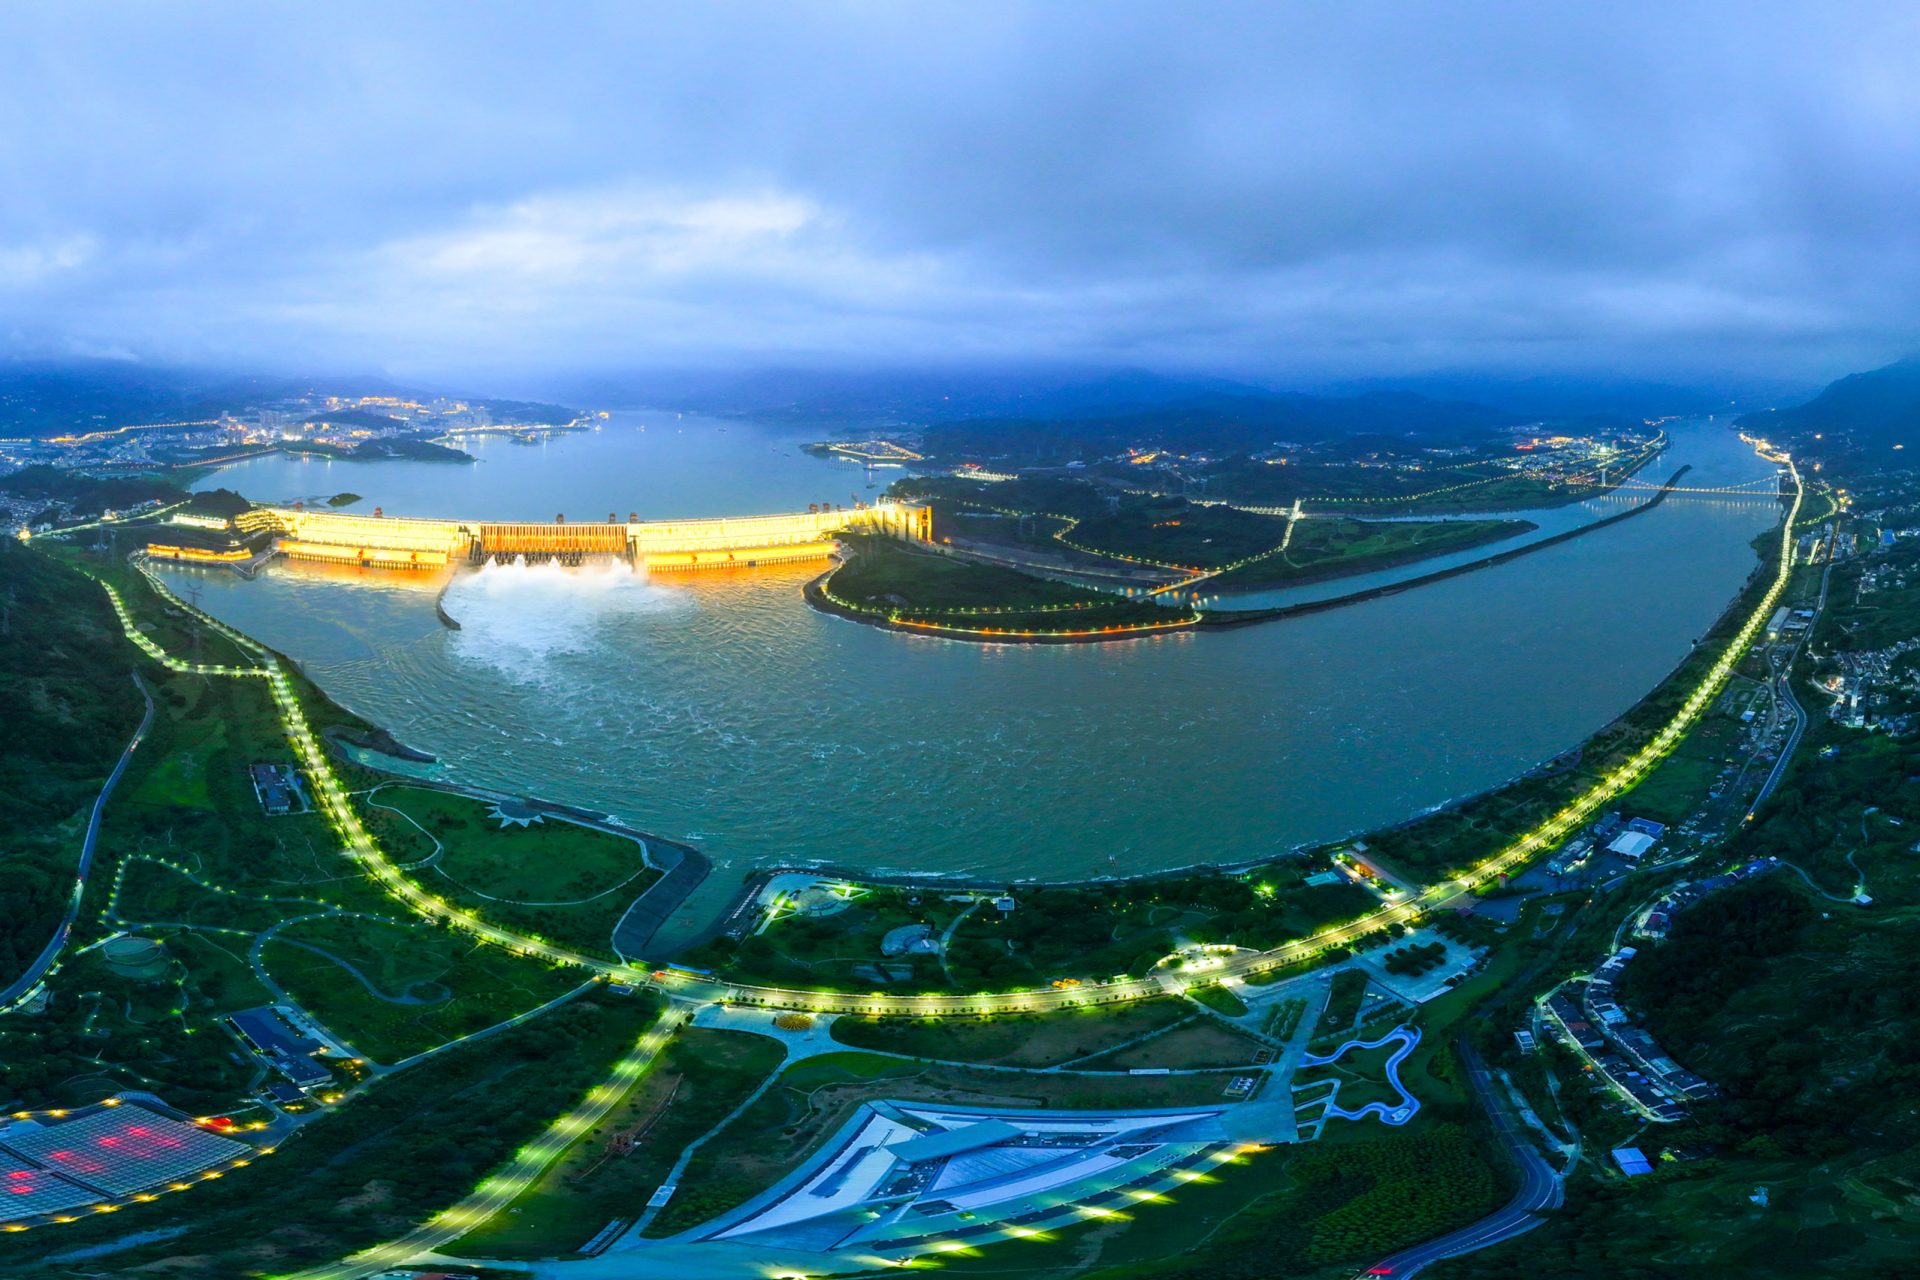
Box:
[1750,551,1834,816]
[60,448,1798,1276]
[113,447,1807,1026]
[0,671,155,1011]
[1358,1042,1563,1278]
[284,1007,685,1280]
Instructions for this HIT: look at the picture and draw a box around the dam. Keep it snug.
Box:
[262,499,933,571]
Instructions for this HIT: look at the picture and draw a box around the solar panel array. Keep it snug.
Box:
[0,1155,98,1221]
[0,1106,251,1198]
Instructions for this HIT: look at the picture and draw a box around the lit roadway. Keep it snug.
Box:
[280,1010,685,1280]
[111,441,1804,1026]
[0,673,155,1012]
[1357,1043,1563,1278]
[72,440,1800,1274]
[1749,539,1835,817]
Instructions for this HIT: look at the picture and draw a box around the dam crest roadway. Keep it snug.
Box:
[260,499,933,571]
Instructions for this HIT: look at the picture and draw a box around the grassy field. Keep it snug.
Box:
[99,658,402,923]
[695,866,1381,995]
[365,784,657,959]
[1296,1037,1405,1116]
[1210,516,1531,589]
[167,928,277,1015]
[449,1027,786,1260]
[258,914,586,1062]
[691,886,968,992]
[1620,714,1741,826]
[823,534,1174,630]
[1190,983,1250,1017]
[0,994,665,1279]
[1063,502,1292,571]
[1317,968,1371,1041]
[110,856,332,932]
[1076,1017,1264,1070]
[828,997,1193,1066]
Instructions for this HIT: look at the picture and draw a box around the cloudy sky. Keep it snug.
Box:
[3,2,1919,389]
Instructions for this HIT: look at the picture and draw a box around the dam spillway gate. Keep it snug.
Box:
[262,501,932,572]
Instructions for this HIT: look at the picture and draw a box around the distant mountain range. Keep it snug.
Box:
[1737,357,1920,459]
[10,355,1898,458]
[573,365,1282,424]
[913,390,1529,462]
[0,361,573,438]
[0,361,413,437]
[601,364,1815,426]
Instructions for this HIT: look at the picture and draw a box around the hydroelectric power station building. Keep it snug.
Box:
[253,499,933,572]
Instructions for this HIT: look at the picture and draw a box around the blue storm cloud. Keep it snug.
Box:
[1,1,1917,385]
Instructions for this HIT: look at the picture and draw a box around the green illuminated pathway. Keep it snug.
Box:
[280,1009,684,1280]
[103,437,1802,1025]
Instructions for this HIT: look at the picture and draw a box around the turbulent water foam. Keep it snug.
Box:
[444,559,690,683]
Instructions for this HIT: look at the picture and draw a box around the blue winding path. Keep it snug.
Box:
[1301,1024,1421,1125]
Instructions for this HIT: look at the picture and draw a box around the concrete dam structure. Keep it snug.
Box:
[265,500,932,571]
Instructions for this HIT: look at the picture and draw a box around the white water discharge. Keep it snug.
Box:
[445,559,689,684]
[165,417,1781,924]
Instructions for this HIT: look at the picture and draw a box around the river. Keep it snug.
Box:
[172,415,1779,940]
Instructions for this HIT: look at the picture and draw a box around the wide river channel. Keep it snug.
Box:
[172,415,1780,938]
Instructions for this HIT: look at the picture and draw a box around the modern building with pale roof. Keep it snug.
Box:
[593,1099,1249,1272]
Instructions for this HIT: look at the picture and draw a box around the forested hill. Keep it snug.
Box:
[0,542,143,985]
[920,390,1523,464]
[1738,356,1920,462]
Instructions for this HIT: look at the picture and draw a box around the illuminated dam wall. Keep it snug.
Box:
[264,500,932,571]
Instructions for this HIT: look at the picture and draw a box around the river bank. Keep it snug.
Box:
[806,464,1695,644]
[1203,463,1696,628]
[152,418,1780,908]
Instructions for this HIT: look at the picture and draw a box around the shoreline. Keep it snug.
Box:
[322,733,714,962]
[667,503,1785,959]
[808,462,1696,644]
[1201,462,1694,628]
[803,571,1203,644]
[116,444,1778,961]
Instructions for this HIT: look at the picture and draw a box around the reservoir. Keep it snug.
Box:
[172,416,1780,934]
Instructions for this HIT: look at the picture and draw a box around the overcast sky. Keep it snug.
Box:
[3,2,1919,390]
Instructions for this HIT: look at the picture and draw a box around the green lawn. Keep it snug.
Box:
[1064,502,1291,571]
[823,534,1175,630]
[1191,983,1250,1017]
[1210,516,1532,590]
[449,1027,787,1259]
[111,856,332,932]
[169,928,277,1016]
[829,997,1192,1066]
[1295,1037,1406,1117]
[365,784,659,960]
[258,914,586,1062]
[1075,1017,1263,1070]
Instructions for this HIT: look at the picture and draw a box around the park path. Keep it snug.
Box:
[286,1007,687,1280]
